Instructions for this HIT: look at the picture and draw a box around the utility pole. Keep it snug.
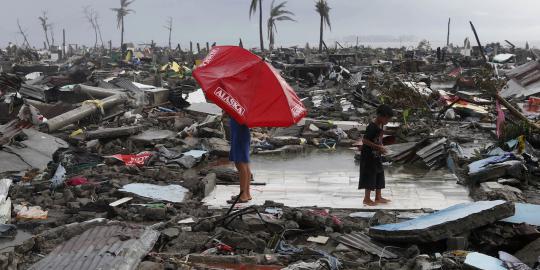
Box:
[62,29,66,60]
[447,18,451,47]
[469,21,487,62]
[109,40,112,59]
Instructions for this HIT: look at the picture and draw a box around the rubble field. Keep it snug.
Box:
[1,38,540,270]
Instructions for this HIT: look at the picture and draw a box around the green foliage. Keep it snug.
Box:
[403,108,410,125]
[502,121,531,144]
[473,67,506,95]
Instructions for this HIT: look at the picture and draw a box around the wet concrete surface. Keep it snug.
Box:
[204,149,472,210]
[0,230,32,251]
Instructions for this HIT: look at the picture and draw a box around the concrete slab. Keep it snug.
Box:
[203,149,471,210]
[501,203,540,226]
[368,200,515,243]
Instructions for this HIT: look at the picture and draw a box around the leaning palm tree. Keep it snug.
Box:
[267,1,295,51]
[315,0,331,53]
[111,0,135,57]
[249,0,264,51]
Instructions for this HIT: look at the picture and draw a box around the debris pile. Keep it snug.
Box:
[0,34,539,269]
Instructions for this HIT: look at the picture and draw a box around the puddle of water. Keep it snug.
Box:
[204,148,472,210]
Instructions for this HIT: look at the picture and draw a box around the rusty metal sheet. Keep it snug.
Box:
[29,224,159,270]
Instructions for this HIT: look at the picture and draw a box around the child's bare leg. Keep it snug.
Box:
[375,189,391,203]
[363,190,376,206]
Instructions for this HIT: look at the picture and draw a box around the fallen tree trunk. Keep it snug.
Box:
[40,94,126,133]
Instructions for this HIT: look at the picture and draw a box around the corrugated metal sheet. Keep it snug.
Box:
[416,138,447,168]
[29,224,159,270]
[502,60,540,98]
[337,232,398,259]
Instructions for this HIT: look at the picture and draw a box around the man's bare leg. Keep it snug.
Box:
[375,189,391,204]
[238,162,251,201]
[234,163,244,196]
[245,163,252,199]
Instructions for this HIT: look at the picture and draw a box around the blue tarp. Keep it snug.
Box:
[501,203,540,226]
[370,200,507,231]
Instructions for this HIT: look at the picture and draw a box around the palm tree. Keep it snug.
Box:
[111,0,135,57]
[315,0,331,53]
[267,1,295,51]
[249,0,264,51]
[38,11,51,49]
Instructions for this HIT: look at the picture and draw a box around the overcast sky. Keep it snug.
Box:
[2,0,540,49]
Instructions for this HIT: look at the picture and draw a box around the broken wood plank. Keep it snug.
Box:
[496,93,540,130]
[109,197,133,207]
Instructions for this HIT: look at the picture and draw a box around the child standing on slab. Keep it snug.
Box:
[358,105,394,206]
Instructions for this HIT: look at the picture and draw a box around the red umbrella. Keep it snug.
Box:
[193,46,307,127]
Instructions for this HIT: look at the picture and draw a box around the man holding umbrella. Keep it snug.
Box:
[227,115,252,203]
[194,46,307,204]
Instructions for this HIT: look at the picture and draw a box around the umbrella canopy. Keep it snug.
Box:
[193,46,307,127]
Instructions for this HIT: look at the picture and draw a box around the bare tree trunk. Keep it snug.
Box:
[269,28,274,51]
[97,23,104,48]
[121,17,125,59]
[17,20,30,48]
[43,29,50,50]
[93,25,98,49]
[168,28,172,50]
[319,15,323,53]
[258,0,264,51]
[50,27,55,47]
